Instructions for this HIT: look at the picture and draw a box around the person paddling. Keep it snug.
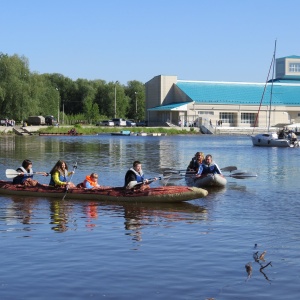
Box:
[13,159,48,186]
[124,160,157,190]
[49,160,75,188]
[195,154,223,178]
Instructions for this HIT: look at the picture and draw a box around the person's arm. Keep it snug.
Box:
[214,163,222,175]
[196,165,203,177]
[52,171,67,186]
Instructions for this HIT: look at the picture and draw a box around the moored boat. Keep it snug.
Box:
[111,130,131,136]
[251,132,296,147]
[185,174,227,188]
[0,181,208,203]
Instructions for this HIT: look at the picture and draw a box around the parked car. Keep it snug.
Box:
[126,120,136,127]
[112,118,126,126]
[136,120,148,127]
[96,120,114,126]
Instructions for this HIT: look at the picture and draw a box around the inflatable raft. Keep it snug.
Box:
[0,181,208,203]
[186,174,227,188]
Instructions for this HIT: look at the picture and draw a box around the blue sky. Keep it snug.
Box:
[1,0,300,84]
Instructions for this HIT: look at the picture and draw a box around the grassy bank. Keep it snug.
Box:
[38,125,200,135]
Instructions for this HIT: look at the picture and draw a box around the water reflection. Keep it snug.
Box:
[0,195,208,237]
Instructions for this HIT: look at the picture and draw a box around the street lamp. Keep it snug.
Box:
[135,92,138,115]
[114,81,119,118]
[56,88,60,124]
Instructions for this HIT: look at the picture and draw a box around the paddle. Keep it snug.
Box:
[167,171,257,180]
[5,169,49,179]
[62,162,77,200]
[162,166,238,176]
[127,176,164,189]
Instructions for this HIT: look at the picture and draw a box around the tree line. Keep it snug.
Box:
[0,53,146,124]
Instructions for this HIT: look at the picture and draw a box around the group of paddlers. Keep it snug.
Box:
[11,159,155,191]
[186,152,223,177]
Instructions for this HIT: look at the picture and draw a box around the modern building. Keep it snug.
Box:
[145,56,300,129]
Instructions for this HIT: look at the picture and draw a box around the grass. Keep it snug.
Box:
[37,125,200,135]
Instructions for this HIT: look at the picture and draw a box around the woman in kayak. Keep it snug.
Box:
[13,159,48,186]
[187,152,205,173]
[49,160,75,188]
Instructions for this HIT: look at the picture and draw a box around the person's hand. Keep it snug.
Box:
[143,179,149,184]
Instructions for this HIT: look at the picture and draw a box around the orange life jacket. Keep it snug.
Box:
[83,175,98,187]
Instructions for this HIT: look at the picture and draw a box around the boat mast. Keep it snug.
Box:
[268,40,277,131]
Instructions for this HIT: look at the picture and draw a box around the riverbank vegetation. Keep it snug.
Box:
[0,53,145,124]
[38,125,199,135]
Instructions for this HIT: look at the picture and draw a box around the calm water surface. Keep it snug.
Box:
[0,134,300,300]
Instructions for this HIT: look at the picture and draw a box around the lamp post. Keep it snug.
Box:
[114,81,119,118]
[56,88,60,124]
[135,92,138,118]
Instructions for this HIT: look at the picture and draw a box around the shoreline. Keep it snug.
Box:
[0,125,278,136]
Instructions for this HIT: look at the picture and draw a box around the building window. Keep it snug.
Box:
[219,112,234,123]
[289,63,300,73]
[241,113,255,124]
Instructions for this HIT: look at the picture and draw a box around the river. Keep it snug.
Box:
[0,134,300,300]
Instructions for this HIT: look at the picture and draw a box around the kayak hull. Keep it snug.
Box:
[186,174,227,188]
[0,181,208,203]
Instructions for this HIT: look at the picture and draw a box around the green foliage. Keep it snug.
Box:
[0,53,146,122]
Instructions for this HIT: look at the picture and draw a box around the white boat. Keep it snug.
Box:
[186,174,227,188]
[251,40,299,148]
[251,132,294,147]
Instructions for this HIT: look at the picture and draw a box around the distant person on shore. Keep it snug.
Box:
[13,159,48,186]
[49,160,76,188]
[195,154,223,178]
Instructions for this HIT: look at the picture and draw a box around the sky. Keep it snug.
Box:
[1,0,300,85]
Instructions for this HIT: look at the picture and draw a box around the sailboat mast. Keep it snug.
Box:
[268,40,277,131]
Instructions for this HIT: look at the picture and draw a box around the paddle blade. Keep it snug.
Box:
[5,169,20,179]
[229,172,257,179]
[221,166,238,172]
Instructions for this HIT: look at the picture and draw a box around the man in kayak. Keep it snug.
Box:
[195,154,223,177]
[124,161,157,190]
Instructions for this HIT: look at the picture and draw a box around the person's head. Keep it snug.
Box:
[90,173,98,182]
[195,152,205,162]
[22,159,32,170]
[205,154,212,164]
[55,160,68,170]
[133,160,142,172]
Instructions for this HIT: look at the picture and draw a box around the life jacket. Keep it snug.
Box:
[129,168,144,182]
[49,170,68,186]
[83,175,98,188]
[198,163,221,176]
[13,167,33,184]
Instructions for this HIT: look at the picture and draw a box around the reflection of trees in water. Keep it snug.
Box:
[123,202,208,243]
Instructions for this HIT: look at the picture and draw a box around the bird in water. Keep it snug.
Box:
[253,251,259,262]
[259,251,267,262]
[245,262,252,279]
